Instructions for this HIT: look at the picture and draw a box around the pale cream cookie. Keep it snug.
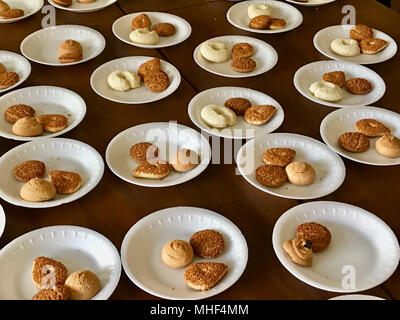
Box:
[200,104,237,129]
[200,41,230,63]
[309,81,343,102]
[129,28,159,45]
[330,38,361,57]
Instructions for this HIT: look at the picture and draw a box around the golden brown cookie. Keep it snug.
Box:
[170,148,200,172]
[248,15,271,29]
[296,222,331,252]
[0,71,19,88]
[262,148,296,167]
[36,114,68,133]
[1,8,24,19]
[53,0,72,6]
[129,142,159,163]
[32,284,69,300]
[58,40,83,64]
[65,270,101,300]
[32,257,68,289]
[133,161,171,179]
[339,132,370,152]
[355,119,391,137]
[283,239,313,267]
[224,97,251,116]
[0,1,10,14]
[231,43,254,59]
[131,13,151,30]
[345,78,373,95]
[13,160,46,182]
[184,262,228,291]
[285,161,316,186]
[161,240,194,269]
[12,116,43,137]
[0,62,6,74]
[138,58,161,79]
[322,71,345,87]
[153,22,175,36]
[269,18,287,30]
[375,134,400,158]
[144,71,169,92]
[350,24,374,41]
[49,170,82,194]
[190,229,224,258]
[255,164,287,187]
[20,178,56,202]
[5,104,35,123]
[359,38,388,54]
[231,57,256,73]
[244,105,276,125]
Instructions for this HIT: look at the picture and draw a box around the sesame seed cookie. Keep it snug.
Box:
[190,229,224,258]
[339,132,370,152]
[255,164,287,187]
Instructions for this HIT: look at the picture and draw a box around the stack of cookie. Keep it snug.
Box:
[339,119,400,158]
[161,229,228,291]
[247,3,287,31]
[256,148,316,188]
[130,13,176,45]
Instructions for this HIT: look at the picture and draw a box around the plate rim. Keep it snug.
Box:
[187,86,285,139]
[105,122,212,188]
[320,105,400,166]
[236,132,346,199]
[48,0,117,13]
[293,60,386,108]
[90,56,182,104]
[313,25,398,65]
[193,35,278,78]
[20,24,106,67]
[0,0,44,24]
[0,224,121,300]
[0,85,87,141]
[120,206,249,300]
[226,0,303,34]
[286,0,336,7]
[0,50,32,94]
[272,200,400,293]
[0,205,5,240]
[112,11,192,49]
[0,137,105,208]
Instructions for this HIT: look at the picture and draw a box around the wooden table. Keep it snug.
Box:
[0,0,399,300]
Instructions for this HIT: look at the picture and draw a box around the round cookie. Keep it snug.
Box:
[65,270,101,300]
[200,104,237,128]
[58,39,83,64]
[129,142,159,163]
[249,15,270,30]
[231,43,254,59]
[190,229,224,258]
[49,170,82,194]
[5,104,35,123]
[262,148,296,167]
[350,24,374,41]
[12,116,43,137]
[161,240,194,268]
[138,58,161,79]
[339,132,370,153]
[32,257,68,289]
[359,38,388,54]
[309,81,343,102]
[200,41,230,63]
[129,28,159,45]
[322,71,345,87]
[36,114,68,133]
[330,38,360,57]
[224,97,251,116]
[231,57,256,73]
[296,222,331,252]
[153,22,175,36]
[1,9,24,19]
[32,284,69,300]
[375,134,400,158]
[285,161,316,186]
[269,18,286,30]
[20,178,56,202]
[0,71,19,88]
[345,78,373,95]
[131,13,151,30]
[355,119,390,137]
[171,148,200,172]
[13,160,46,182]
[143,71,169,92]
[132,161,171,179]
[255,164,287,187]
[244,105,276,125]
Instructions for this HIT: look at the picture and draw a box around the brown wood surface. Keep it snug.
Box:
[0,0,399,300]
